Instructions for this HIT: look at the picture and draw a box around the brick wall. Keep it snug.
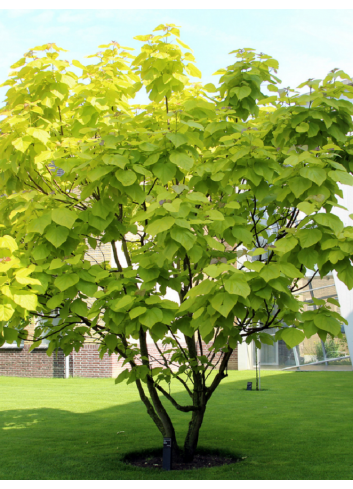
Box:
[0,343,118,379]
[70,344,116,378]
[0,337,238,378]
[0,345,65,378]
[0,316,67,378]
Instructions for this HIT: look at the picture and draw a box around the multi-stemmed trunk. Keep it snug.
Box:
[133,329,233,463]
[138,380,208,463]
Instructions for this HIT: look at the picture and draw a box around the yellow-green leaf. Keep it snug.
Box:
[13,291,38,311]
[27,214,52,235]
[297,228,322,248]
[0,304,14,321]
[115,169,137,186]
[328,170,353,186]
[70,299,89,317]
[129,307,147,319]
[26,128,50,145]
[280,328,305,348]
[102,155,129,169]
[111,295,134,312]
[146,217,175,236]
[12,136,33,153]
[231,86,251,100]
[46,293,64,309]
[166,133,187,148]
[186,63,201,78]
[54,274,79,291]
[139,308,163,328]
[205,236,224,251]
[0,236,18,253]
[300,167,326,186]
[52,208,77,229]
[44,224,69,248]
[169,151,194,171]
[314,314,341,335]
[210,292,237,317]
[224,278,250,298]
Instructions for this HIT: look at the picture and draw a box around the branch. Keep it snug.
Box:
[165,96,170,128]
[206,326,220,362]
[184,253,193,290]
[26,172,48,195]
[33,168,54,193]
[249,197,262,249]
[111,241,123,272]
[166,326,190,364]
[287,207,300,229]
[58,105,64,136]
[138,328,176,438]
[205,349,233,401]
[153,340,193,397]
[290,269,319,293]
[153,341,170,368]
[24,323,69,341]
[205,350,225,381]
[175,375,193,398]
[256,214,291,236]
[121,237,132,267]
[154,383,196,412]
[148,178,158,195]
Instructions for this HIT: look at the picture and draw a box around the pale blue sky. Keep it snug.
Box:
[1,9,353,104]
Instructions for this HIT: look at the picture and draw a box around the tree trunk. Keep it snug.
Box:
[135,380,182,461]
[146,381,184,461]
[183,407,206,462]
[138,328,182,461]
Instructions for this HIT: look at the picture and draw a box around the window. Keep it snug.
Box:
[0,339,24,349]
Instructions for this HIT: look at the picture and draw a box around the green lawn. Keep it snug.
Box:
[1,371,353,480]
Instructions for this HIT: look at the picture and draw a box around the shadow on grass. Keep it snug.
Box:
[1,371,353,480]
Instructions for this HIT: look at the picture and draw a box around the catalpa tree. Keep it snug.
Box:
[1,24,353,462]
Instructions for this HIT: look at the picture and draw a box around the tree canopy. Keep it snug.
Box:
[1,24,353,461]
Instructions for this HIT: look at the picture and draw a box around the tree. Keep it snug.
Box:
[1,24,353,462]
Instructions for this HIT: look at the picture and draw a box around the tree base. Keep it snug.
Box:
[124,448,241,471]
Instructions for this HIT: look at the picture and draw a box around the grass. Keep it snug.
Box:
[0,370,353,480]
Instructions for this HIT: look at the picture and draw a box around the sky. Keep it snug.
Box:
[1,7,353,105]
